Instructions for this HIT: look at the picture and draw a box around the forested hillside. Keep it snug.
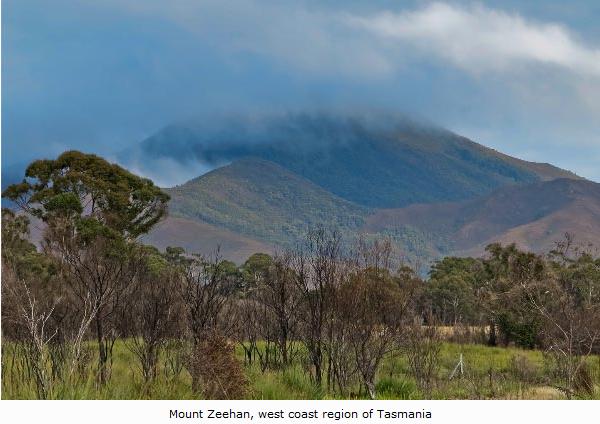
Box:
[160,162,600,266]
[122,113,580,208]
[166,158,368,246]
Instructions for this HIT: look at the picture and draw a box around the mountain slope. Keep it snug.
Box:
[166,158,369,246]
[462,199,600,256]
[141,216,273,263]
[122,113,581,208]
[364,179,600,257]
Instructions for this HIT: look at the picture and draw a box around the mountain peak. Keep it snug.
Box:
[122,113,580,208]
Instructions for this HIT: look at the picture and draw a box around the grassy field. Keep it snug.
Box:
[2,340,599,400]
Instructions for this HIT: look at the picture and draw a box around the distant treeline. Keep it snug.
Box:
[2,151,599,400]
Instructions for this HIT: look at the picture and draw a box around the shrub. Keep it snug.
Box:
[186,333,248,399]
[376,377,418,399]
[509,353,538,384]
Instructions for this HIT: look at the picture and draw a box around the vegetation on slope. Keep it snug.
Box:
[141,216,273,264]
[127,113,580,208]
[365,178,600,258]
[166,158,369,247]
[165,162,600,266]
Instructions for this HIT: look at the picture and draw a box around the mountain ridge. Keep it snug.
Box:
[160,154,599,264]
[121,113,582,208]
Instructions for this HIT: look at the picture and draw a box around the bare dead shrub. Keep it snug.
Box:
[292,227,341,388]
[405,325,442,396]
[186,333,248,399]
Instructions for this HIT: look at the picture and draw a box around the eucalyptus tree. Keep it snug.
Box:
[3,151,169,383]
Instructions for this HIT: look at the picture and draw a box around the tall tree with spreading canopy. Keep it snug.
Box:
[3,151,169,238]
[3,151,170,383]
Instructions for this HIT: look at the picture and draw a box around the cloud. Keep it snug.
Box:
[114,155,221,188]
[91,1,600,79]
[346,2,600,77]
[5,1,600,181]
[99,0,394,77]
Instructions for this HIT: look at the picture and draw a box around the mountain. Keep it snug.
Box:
[117,112,591,265]
[140,216,273,264]
[161,162,599,265]
[165,158,368,247]
[121,113,581,208]
[364,178,600,258]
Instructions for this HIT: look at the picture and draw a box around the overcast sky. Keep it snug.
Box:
[3,0,600,181]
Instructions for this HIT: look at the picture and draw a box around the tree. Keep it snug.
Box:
[234,253,274,368]
[181,251,236,344]
[124,247,184,383]
[426,257,482,325]
[240,253,273,289]
[1,209,98,398]
[404,324,442,397]
[524,236,600,397]
[260,252,300,367]
[2,151,169,383]
[338,266,419,399]
[3,151,169,239]
[1,208,60,344]
[1,208,56,283]
[293,227,341,388]
[479,243,545,348]
[426,276,475,326]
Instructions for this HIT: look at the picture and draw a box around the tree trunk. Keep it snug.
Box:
[365,380,376,400]
[488,321,497,346]
[95,315,108,384]
[314,347,322,387]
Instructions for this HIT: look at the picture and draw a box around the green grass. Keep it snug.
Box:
[2,340,599,400]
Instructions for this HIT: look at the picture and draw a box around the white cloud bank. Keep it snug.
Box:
[104,1,600,78]
[346,2,600,77]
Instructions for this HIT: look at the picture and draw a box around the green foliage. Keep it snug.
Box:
[143,247,170,276]
[482,244,547,348]
[548,242,600,307]
[167,159,368,248]
[429,257,482,283]
[76,217,119,242]
[1,208,35,256]
[240,252,273,288]
[242,253,273,275]
[376,377,418,400]
[496,313,540,349]
[426,277,476,324]
[1,208,55,281]
[2,150,169,239]
[164,246,189,267]
[425,257,483,325]
[44,192,83,216]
